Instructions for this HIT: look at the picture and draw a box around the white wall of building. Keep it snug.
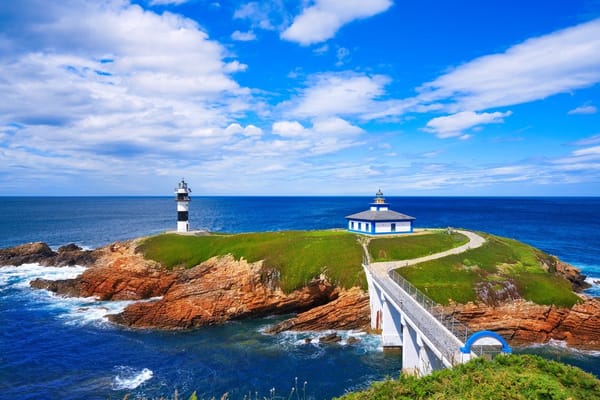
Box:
[374,221,411,233]
[348,220,372,233]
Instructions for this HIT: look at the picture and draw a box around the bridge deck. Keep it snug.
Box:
[365,229,488,365]
[367,263,465,365]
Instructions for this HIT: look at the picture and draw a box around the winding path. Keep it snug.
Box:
[362,229,487,366]
[368,229,486,273]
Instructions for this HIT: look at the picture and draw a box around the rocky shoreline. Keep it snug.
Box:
[1,239,599,349]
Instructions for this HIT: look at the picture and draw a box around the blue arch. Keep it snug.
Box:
[460,330,512,354]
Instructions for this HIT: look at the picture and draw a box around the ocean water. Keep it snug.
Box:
[0,196,599,399]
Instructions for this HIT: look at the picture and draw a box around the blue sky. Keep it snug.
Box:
[1,0,599,195]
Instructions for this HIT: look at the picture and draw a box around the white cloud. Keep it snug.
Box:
[573,145,600,157]
[312,117,363,135]
[288,72,390,117]
[233,2,289,31]
[568,105,597,115]
[424,111,512,138]
[242,124,263,137]
[270,117,364,155]
[224,60,248,73]
[281,0,393,45]
[272,120,306,137]
[417,18,600,112]
[313,44,329,55]
[574,134,600,146]
[335,47,350,66]
[149,0,190,5]
[0,0,256,193]
[231,30,257,41]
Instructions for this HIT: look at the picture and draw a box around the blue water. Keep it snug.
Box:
[1,196,599,399]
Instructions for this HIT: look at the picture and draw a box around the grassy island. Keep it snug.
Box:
[369,230,469,261]
[139,230,365,292]
[140,229,580,305]
[395,233,581,307]
[336,354,600,400]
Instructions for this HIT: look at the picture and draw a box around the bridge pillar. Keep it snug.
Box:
[364,268,383,331]
[417,335,444,374]
[381,294,402,347]
[401,317,420,375]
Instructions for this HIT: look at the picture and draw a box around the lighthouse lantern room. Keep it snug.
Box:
[175,178,191,232]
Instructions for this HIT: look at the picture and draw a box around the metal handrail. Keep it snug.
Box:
[387,269,488,357]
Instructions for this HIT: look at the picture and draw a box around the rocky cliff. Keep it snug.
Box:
[445,298,600,348]
[2,239,599,348]
[0,242,97,267]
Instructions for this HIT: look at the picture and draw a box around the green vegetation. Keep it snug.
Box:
[336,354,600,400]
[139,230,365,293]
[141,230,580,307]
[369,231,469,262]
[396,233,581,307]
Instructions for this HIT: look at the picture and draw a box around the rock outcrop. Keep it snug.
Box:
[109,255,337,329]
[0,242,97,267]
[31,241,177,300]
[445,298,600,349]
[2,238,599,347]
[265,287,371,334]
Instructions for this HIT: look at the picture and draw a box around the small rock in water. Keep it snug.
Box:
[346,336,360,345]
[304,338,312,344]
[320,333,342,344]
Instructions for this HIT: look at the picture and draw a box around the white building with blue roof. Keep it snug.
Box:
[346,189,415,235]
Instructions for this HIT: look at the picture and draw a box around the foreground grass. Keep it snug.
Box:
[396,233,581,307]
[369,231,469,262]
[336,354,600,400]
[139,230,365,293]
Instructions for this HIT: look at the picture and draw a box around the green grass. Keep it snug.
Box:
[141,230,581,307]
[336,354,600,400]
[369,231,469,262]
[395,233,581,307]
[139,230,365,293]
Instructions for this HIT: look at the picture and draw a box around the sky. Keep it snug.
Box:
[1,0,600,196]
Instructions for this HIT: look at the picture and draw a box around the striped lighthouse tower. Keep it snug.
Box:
[175,178,191,232]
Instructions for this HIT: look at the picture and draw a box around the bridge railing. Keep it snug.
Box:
[388,269,486,357]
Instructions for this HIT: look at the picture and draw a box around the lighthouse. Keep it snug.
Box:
[175,178,191,232]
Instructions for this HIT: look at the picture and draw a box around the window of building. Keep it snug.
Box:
[351,221,354,229]
[391,223,396,232]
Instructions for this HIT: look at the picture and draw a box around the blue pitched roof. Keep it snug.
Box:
[345,210,415,221]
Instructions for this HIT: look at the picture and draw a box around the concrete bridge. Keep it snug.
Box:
[363,229,511,375]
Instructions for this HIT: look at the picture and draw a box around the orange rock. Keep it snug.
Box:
[446,298,600,349]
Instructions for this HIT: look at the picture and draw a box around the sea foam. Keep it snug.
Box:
[522,339,600,357]
[0,263,87,291]
[112,366,153,390]
[268,328,383,355]
[584,276,600,297]
[0,262,137,327]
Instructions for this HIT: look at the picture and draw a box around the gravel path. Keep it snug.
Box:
[364,230,486,365]
[370,229,485,272]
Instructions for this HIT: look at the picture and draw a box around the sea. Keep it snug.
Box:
[0,196,599,399]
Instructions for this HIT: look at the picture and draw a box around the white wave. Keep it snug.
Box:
[585,276,600,286]
[584,276,600,297]
[56,297,137,327]
[268,328,383,354]
[0,262,143,327]
[112,366,153,390]
[0,263,86,290]
[521,339,600,357]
